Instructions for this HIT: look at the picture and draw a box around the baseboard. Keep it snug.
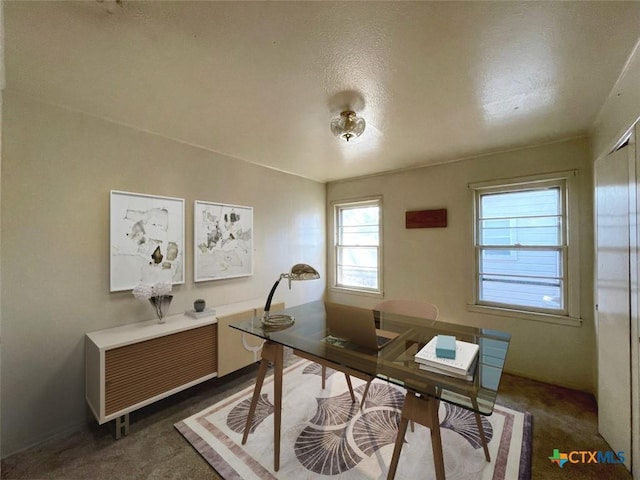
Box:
[503,367,595,396]
[1,417,88,460]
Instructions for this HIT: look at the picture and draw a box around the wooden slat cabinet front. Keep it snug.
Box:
[104,324,217,416]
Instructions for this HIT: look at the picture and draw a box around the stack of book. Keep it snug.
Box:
[414,335,479,380]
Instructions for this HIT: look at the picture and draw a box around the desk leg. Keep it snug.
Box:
[387,392,445,480]
[240,341,284,471]
[471,396,491,462]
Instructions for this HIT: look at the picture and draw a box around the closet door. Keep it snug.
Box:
[628,131,639,479]
[595,145,632,470]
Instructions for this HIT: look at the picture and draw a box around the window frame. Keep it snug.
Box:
[330,196,383,297]
[468,171,582,326]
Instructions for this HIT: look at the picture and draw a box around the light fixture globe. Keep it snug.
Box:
[331,111,366,142]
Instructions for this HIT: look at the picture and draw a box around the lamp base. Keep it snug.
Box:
[261,313,295,330]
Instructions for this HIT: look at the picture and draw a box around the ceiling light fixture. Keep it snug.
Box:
[330,110,366,142]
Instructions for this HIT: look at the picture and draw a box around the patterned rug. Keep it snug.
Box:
[176,359,532,480]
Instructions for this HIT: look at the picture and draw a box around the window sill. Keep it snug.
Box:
[329,286,383,299]
[466,304,582,327]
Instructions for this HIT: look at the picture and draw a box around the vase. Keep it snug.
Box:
[149,295,173,324]
[194,299,206,312]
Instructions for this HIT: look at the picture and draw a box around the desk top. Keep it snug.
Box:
[230,301,511,416]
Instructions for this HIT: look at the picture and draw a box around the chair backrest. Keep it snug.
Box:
[373,299,439,321]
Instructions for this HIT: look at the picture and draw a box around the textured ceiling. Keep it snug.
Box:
[5,1,640,182]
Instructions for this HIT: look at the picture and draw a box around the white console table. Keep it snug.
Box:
[85,299,276,438]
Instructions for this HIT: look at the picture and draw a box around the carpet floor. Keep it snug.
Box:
[0,348,633,479]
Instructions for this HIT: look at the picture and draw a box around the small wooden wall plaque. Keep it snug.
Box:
[405,209,447,229]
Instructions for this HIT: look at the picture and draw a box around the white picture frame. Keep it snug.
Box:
[110,190,185,292]
[194,200,253,282]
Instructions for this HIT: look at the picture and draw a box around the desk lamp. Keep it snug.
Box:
[261,263,320,328]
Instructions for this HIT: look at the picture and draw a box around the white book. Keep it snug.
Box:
[418,355,478,381]
[414,336,479,375]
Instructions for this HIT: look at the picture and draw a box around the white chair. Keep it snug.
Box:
[373,299,439,322]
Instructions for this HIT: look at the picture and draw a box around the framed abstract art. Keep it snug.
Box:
[110,190,185,292]
[194,201,253,282]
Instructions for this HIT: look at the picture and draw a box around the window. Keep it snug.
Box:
[332,197,382,294]
[470,171,580,323]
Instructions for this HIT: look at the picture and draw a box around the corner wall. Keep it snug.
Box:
[0,92,326,456]
[327,138,595,391]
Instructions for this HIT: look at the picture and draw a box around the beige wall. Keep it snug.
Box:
[327,138,595,391]
[0,93,326,456]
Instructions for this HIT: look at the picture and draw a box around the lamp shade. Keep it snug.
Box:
[289,263,320,282]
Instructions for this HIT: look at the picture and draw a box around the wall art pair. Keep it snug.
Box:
[110,190,253,292]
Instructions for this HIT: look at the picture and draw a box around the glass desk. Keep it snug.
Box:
[230,300,511,480]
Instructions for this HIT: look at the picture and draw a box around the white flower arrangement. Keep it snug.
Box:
[132,281,172,300]
[132,282,173,323]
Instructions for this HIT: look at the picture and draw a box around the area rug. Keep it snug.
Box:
[176,359,532,480]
